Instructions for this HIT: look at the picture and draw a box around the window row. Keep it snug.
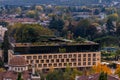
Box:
[35,62,96,68]
[26,53,97,59]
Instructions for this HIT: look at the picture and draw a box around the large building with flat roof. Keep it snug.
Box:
[8,38,101,72]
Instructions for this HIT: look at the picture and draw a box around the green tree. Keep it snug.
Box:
[106,19,115,35]
[63,64,72,80]
[116,25,120,36]
[2,31,10,63]
[26,10,39,19]
[74,19,91,38]
[48,16,64,32]
[70,68,82,80]
[17,73,23,80]
[46,70,64,80]
[99,72,107,80]
[8,24,53,43]
[86,24,98,40]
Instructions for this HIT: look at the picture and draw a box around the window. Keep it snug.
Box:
[33,56,37,59]
[46,60,49,63]
[88,58,91,61]
[38,64,42,67]
[97,58,99,61]
[51,59,54,63]
[56,59,59,62]
[49,64,52,67]
[69,63,72,66]
[83,62,86,65]
[93,54,96,57]
[71,59,76,62]
[64,55,67,58]
[54,55,57,58]
[36,60,39,63]
[49,55,52,59]
[38,56,42,59]
[27,56,31,59]
[30,60,33,63]
[93,58,96,61]
[59,63,62,66]
[88,54,91,57]
[61,59,64,62]
[78,54,81,57]
[44,64,47,67]
[73,63,76,66]
[41,60,44,63]
[27,60,29,63]
[43,56,47,59]
[66,59,69,62]
[83,54,86,57]
[88,62,91,65]
[78,59,81,61]
[78,63,81,66]
[69,54,72,58]
[73,54,76,58]
[83,58,86,61]
[54,63,57,67]
[93,62,96,65]
[64,63,67,66]
[59,55,62,58]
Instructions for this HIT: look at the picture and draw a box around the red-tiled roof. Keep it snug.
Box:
[0,71,30,80]
[9,56,27,66]
[77,73,120,80]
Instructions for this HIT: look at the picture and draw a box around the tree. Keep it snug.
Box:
[92,63,112,74]
[86,24,98,40]
[74,19,91,38]
[8,24,53,43]
[0,57,4,67]
[35,6,43,11]
[2,31,10,63]
[116,25,120,36]
[48,16,64,32]
[106,19,115,35]
[115,64,120,78]
[70,68,82,80]
[99,72,107,80]
[108,13,119,21]
[17,73,23,80]
[46,70,64,80]
[26,10,39,19]
[63,64,72,80]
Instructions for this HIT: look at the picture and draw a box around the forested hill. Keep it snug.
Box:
[0,0,114,6]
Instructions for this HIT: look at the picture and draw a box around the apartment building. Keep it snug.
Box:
[8,39,101,71]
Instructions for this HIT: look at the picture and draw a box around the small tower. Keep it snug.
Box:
[32,61,35,75]
[31,61,40,80]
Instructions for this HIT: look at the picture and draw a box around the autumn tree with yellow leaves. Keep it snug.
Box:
[92,63,112,74]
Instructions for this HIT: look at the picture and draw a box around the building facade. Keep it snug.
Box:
[0,56,40,80]
[8,42,101,72]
